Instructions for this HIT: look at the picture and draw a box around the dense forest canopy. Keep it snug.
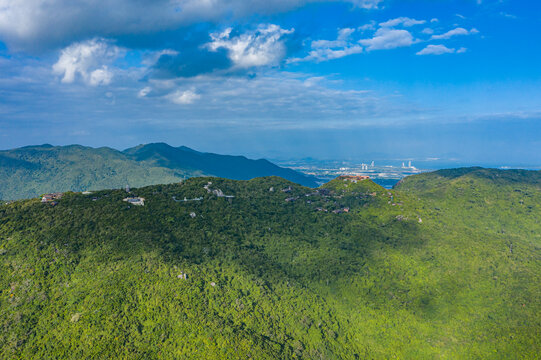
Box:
[0,168,539,358]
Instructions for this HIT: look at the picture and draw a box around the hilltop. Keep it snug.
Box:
[0,168,539,358]
[0,143,318,199]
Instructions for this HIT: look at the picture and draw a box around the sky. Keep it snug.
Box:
[0,0,540,167]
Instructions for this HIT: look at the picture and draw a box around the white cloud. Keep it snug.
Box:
[52,38,122,86]
[207,24,294,68]
[301,22,420,58]
[379,17,426,28]
[167,89,201,105]
[299,45,364,62]
[312,28,355,49]
[292,27,363,62]
[500,12,517,19]
[358,22,376,32]
[152,72,391,126]
[0,0,382,51]
[141,49,179,66]
[430,18,439,23]
[422,28,434,35]
[359,28,414,51]
[416,44,463,55]
[348,0,383,9]
[431,27,479,40]
[89,67,113,86]
[138,86,152,98]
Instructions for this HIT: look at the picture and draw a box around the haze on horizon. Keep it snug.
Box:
[0,0,539,167]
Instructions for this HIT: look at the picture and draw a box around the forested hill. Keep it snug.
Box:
[0,143,318,199]
[395,167,541,191]
[123,143,317,189]
[0,169,539,358]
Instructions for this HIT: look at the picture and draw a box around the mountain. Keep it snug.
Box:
[123,143,318,188]
[0,143,318,199]
[0,168,539,358]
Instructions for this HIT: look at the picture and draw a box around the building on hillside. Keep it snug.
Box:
[338,175,370,183]
[123,197,145,206]
[41,193,64,203]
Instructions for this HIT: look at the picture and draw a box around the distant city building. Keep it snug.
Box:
[125,185,130,193]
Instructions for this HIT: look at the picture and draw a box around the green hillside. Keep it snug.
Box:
[0,144,318,200]
[0,169,539,358]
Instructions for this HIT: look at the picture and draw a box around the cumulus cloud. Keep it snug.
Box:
[52,38,122,86]
[431,27,479,40]
[359,28,414,51]
[358,22,376,32]
[290,27,363,62]
[416,44,466,55]
[379,17,426,28]
[348,0,383,9]
[88,68,114,86]
[0,0,382,51]
[138,87,152,98]
[311,28,356,48]
[293,18,429,62]
[297,45,363,62]
[207,25,294,68]
[167,89,201,105]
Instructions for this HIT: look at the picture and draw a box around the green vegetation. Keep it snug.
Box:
[0,143,318,200]
[0,168,539,358]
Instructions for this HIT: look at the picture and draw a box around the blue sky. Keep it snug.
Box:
[0,0,539,166]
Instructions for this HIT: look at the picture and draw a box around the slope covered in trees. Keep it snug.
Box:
[0,168,539,358]
[0,143,318,200]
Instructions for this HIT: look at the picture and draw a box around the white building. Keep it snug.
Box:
[123,197,145,206]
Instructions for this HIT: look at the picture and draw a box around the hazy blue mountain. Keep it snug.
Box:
[0,143,318,199]
[123,143,318,187]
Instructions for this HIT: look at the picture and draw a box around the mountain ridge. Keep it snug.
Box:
[0,143,319,199]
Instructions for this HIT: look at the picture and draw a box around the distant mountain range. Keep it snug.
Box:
[0,143,319,199]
